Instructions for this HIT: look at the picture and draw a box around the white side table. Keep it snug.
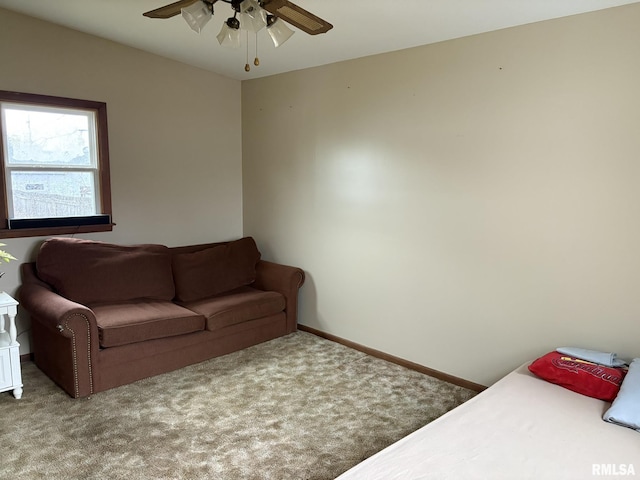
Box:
[0,292,21,399]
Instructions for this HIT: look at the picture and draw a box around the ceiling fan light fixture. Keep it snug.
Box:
[266,16,295,47]
[217,17,242,48]
[240,13,266,33]
[144,0,331,72]
[181,1,213,33]
[239,0,267,33]
[240,0,261,15]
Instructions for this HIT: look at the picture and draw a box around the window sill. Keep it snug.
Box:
[0,223,114,239]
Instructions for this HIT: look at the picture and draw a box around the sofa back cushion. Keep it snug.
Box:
[172,237,261,303]
[36,237,175,305]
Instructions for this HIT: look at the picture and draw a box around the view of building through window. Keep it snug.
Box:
[2,104,99,219]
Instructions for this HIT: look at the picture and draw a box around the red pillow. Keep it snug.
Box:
[528,351,627,402]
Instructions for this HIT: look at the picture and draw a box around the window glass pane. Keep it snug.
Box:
[0,91,112,237]
[2,104,95,167]
[10,171,97,219]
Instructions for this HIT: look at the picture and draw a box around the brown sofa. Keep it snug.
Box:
[18,236,305,398]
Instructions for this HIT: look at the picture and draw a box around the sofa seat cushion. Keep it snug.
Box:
[93,301,205,348]
[180,286,285,331]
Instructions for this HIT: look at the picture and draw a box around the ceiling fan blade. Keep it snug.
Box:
[143,0,200,19]
[261,0,333,35]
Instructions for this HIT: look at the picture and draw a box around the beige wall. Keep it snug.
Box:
[243,4,640,385]
[0,8,243,354]
[2,5,638,384]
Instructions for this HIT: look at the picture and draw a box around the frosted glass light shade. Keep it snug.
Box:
[267,18,294,47]
[239,0,266,33]
[217,22,241,48]
[181,1,212,33]
[240,12,267,33]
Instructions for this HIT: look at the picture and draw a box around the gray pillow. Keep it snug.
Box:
[603,358,640,432]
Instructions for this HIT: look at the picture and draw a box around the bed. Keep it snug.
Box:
[336,363,639,480]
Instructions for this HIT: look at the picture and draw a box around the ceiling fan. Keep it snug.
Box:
[143,0,333,36]
[144,0,332,71]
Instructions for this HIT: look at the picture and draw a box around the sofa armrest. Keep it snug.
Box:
[253,260,305,333]
[18,262,99,398]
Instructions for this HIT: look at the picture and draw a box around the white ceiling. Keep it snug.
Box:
[1,0,638,81]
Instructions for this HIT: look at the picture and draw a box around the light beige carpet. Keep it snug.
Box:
[1,331,476,479]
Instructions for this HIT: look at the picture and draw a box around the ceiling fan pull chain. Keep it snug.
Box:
[254,31,260,66]
[245,30,251,71]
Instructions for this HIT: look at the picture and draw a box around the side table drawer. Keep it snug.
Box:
[0,348,11,390]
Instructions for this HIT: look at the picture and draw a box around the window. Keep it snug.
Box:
[0,91,112,238]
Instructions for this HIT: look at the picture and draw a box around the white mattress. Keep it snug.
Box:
[337,363,639,480]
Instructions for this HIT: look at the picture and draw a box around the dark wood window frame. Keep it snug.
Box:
[0,91,113,239]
